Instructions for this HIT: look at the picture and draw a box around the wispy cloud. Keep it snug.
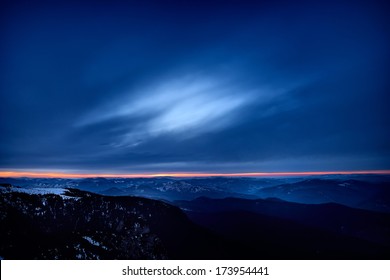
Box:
[77,73,270,146]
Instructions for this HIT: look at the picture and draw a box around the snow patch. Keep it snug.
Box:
[1,186,78,200]
[82,236,108,250]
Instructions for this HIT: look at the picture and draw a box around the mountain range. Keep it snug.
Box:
[1,175,389,259]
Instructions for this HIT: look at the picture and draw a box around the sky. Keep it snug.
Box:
[1,0,389,175]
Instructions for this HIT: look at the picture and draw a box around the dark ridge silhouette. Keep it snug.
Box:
[0,187,231,259]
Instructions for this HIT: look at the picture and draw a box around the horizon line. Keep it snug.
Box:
[0,170,390,179]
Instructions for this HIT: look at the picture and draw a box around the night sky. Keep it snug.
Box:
[1,0,389,175]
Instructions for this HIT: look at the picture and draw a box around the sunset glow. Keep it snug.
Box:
[1,170,390,179]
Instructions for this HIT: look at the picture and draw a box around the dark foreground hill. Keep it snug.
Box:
[175,196,390,247]
[174,197,390,259]
[0,186,229,259]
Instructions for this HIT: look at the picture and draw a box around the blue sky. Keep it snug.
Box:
[1,0,389,174]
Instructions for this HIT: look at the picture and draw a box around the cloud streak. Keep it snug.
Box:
[77,73,277,147]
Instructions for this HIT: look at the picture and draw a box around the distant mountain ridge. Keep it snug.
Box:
[256,178,390,213]
[1,175,389,213]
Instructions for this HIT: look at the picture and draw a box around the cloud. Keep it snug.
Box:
[76,72,280,148]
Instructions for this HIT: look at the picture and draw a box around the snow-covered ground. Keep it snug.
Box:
[0,186,77,200]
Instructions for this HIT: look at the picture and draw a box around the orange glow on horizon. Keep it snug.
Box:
[0,170,390,178]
